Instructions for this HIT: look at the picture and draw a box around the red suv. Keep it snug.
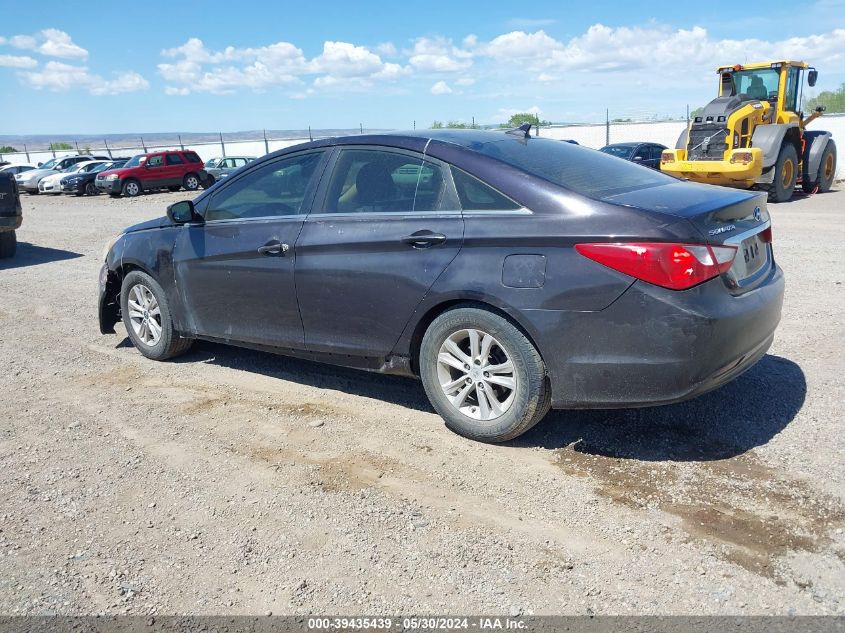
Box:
[95,150,207,197]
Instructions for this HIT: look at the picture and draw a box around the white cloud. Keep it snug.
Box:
[21,61,149,95]
[455,77,475,86]
[0,54,37,69]
[431,80,453,95]
[408,36,473,72]
[4,29,88,59]
[376,42,398,57]
[159,37,407,94]
[479,25,845,74]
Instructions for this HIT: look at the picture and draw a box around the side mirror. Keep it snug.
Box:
[167,200,201,224]
[808,69,818,87]
[633,155,644,161]
[37,162,43,167]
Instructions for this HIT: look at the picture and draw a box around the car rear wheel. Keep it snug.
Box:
[419,306,550,442]
[122,179,141,197]
[183,173,200,191]
[769,143,798,203]
[85,182,98,196]
[120,270,193,361]
[0,231,16,259]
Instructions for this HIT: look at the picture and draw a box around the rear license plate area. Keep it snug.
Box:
[734,233,766,279]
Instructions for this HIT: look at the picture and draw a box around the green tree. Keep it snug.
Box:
[430,120,444,129]
[689,106,705,119]
[805,84,845,114]
[499,112,551,128]
[49,142,74,151]
[0,145,18,153]
[446,120,471,129]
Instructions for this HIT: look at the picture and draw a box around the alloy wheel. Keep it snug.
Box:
[436,328,516,421]
[127,283,162,347]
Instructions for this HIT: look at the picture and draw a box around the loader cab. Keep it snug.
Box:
[719,62,811,125]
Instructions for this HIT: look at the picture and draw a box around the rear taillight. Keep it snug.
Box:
[575,242,738,290]
[759,226,772,243]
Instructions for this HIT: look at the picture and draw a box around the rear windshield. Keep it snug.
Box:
[600,145,634,159]
[472,136,674,199]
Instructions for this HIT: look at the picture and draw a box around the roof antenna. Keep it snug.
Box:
[505,123,532,139]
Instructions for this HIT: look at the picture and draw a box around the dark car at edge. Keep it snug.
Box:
[98,128,784,442]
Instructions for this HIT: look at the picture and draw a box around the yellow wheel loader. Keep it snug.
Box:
[660,61,837,202]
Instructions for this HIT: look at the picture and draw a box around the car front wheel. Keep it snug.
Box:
[122,179,141,197]
[419,306,550,443]
[120,270,193,361]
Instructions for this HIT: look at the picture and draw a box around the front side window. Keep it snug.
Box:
[600,145,633,159]
[323,149,450,214]
[205,151,325,221]
[166,153,184,165]
[146,155,164,168]
[123,155,144,168]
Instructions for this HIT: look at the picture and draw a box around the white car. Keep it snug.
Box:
[0,164,37,176]
[38,160,112,194]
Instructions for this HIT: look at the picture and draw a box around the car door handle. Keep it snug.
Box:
[401,230,447,248]
[257,240,289,256]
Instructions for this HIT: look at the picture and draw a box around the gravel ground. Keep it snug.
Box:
[0,187,843,617]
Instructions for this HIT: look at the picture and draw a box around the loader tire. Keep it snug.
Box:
[769,143,798,203]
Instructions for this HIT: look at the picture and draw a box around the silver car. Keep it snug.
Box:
[204,156,255,185]
[15,155,100,193]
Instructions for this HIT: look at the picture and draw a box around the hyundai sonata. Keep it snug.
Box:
[99,127,784,442]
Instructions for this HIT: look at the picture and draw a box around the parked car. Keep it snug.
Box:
[0,164,37,176]
[39,160,113,195]
[61,159,129,196]
[204,156,256,185]
[99,129,783,443]
[95,150,206,197]
[599,142,667,169]
[0,171,22,258]
[15,155,108,194]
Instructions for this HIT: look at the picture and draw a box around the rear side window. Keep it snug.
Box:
[451,167,521,211]
[323,149,454,214]
[205,151,325,221]
[475,137,674,199]
[185,152,202,163]
[166,153,184,165]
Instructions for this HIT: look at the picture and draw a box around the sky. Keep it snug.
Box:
[2,0,845,135]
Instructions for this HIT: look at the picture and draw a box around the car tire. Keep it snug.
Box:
[122,179,141,198]
[183,173,200,191]
[120,270,193,361]
[769,143,798,203]
[0,231,16,259]
[204,175,216,188]
[419,306,551,443]
[85,182,98,196]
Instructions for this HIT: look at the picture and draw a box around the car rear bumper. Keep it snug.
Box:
[0,214,22,231]
[528,264,785,409]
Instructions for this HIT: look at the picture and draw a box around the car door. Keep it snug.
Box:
[164,152,186,186]
[172,150,328,349]
[142,154,165,187]
[295,146,464,358]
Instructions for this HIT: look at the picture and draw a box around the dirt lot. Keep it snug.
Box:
[1,187,843,617]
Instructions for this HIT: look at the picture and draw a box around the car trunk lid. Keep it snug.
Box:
[603,181,773,293]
